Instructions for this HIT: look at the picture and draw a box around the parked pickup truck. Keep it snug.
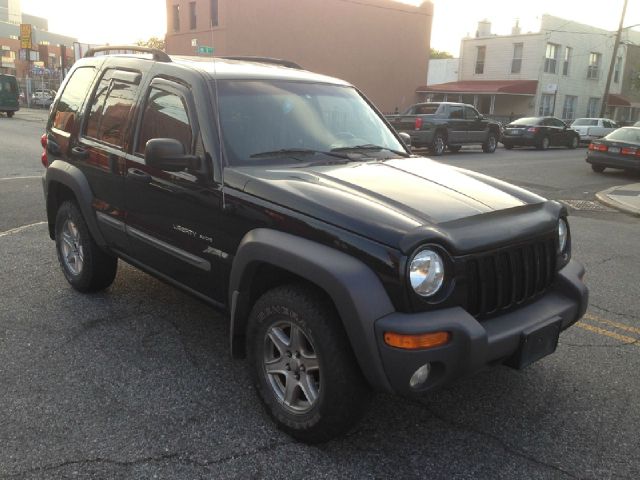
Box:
[386,102,502,155]
[570,118,618,144]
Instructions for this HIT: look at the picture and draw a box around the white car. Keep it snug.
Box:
[570,118,618,144]
[31,90,56,107]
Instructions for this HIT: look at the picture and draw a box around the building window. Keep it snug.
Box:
[211,0,219,27]
[587,53,601,80]
[614,56,622,83]
[562,95,577,120]
[511,43,523,74]
[189,2,197,30]
[475,46,486,74]
[539,94,554,116]
[544,43,559,74]
[586,97,600,117]
[562,47,572,76]
[172,4,180,32]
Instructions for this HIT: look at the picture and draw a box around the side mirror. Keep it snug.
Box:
[399,132,412,150]
[144,138,200,172]
[477,114,485,121]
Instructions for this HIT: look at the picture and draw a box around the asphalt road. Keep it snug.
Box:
[1,111,639,479]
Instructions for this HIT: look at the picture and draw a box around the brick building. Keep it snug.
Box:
[164,0,434,113]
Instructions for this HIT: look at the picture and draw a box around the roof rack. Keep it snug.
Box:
[219,56,301,69]
[84,46,171,63]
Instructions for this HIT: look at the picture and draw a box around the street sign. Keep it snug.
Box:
[197,46,214,55]
[20,24,32,49]
[191,39,198,47]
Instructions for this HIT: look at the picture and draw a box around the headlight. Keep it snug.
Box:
[558,219,568,253]
[409,249,445,297]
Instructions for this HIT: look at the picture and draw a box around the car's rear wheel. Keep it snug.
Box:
[536,136,550,150]
[568,135,578,149]
[591,164,605,173]
[6,111,14,118]
[482,133,498,153]
[55,201,117,292]
[247,284,369,443]
[429,132,446,156]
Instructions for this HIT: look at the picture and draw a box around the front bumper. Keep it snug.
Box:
[374,260,588,395]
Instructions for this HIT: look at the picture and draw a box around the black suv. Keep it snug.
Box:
[41,47,588,443]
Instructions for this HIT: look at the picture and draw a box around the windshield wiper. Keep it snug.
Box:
[250,148,349,159]
[330,144,409,157]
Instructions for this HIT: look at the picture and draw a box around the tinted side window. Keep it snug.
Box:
[52,67,96,133]
[449,106,463,119]
[137,88,192,154]
[85,70,139,148]
[464,107,479,120]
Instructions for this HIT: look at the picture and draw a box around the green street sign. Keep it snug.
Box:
[197,46,214,55]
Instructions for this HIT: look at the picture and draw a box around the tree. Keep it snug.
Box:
[135,37,165,51]
[430,48,454,59]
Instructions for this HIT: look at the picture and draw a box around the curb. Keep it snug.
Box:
[595,186,640,217]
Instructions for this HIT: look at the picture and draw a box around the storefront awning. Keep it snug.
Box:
[416,80,538,96]
[607,94,631,107]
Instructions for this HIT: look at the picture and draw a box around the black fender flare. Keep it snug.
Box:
[229,228,395,392]
[44,160,107,247]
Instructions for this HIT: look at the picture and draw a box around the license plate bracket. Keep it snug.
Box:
[505,317,562,370]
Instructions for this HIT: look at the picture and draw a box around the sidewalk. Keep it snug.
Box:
[596,183,640,216]
[11,107,50,124]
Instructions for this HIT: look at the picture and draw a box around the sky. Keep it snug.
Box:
[19,0,640,52]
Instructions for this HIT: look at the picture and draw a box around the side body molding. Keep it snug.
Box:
[229,228,396,392]
[43,160,107,247]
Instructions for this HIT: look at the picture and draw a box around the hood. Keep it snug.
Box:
[224,157,548,250]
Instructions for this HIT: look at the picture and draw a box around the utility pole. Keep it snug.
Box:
[600,0,628,118]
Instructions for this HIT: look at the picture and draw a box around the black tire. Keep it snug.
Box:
[428,132,446,156]
[503,143,514,150]
[568,135,578,149]
[7,111,14,118]
[591,164,605,173]
[448,145,462,153]
[536,136,550,150]
[247,284,369,443]
[482,133,498,153]
[55,201,117,292]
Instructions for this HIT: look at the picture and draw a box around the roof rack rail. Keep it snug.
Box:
[219,56,301,69]
[84,46,171,63]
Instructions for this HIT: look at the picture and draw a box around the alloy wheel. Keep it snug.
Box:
[60,218,84,276]
[263,321,320,414]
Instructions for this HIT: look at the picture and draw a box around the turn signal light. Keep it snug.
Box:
[40,133,48,168]
[383,331,451,350]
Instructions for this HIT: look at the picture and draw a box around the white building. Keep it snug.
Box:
[427,58,459,86]
[418,15,640,123]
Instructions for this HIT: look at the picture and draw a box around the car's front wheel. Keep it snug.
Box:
[247,284,369,443]
[568,135,579,149]
[55,201,117,292]
[482,133,498,153]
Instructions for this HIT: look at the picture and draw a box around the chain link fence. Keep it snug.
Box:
[15,75,64,109]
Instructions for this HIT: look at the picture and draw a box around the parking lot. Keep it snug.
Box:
[1,109,639,479]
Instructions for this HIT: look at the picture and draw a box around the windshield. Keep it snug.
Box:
[215,80,405,165]
[604,128,640,145]
[510,117,541,126]
[572,119,598,126]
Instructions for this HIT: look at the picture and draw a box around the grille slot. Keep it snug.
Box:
[466,237,557,318]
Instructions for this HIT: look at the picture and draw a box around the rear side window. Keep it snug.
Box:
[0,78,17,93]
[449,106,463,119]
[136,88,193,154]
[85,70,140,148]
[52,67,96,133]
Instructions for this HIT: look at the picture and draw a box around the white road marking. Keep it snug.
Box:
[0,221,47,238]
[0,176,41,181]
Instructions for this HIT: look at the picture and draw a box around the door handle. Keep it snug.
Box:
[71,146,89,160]
[127,168,152,184]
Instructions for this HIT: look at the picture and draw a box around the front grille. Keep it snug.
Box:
[465,237,557,318]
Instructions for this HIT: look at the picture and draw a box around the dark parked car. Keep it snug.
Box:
[501,116,580,150]
[41,46,587,443]
[586,127,640,173]
[386,102,502,155]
